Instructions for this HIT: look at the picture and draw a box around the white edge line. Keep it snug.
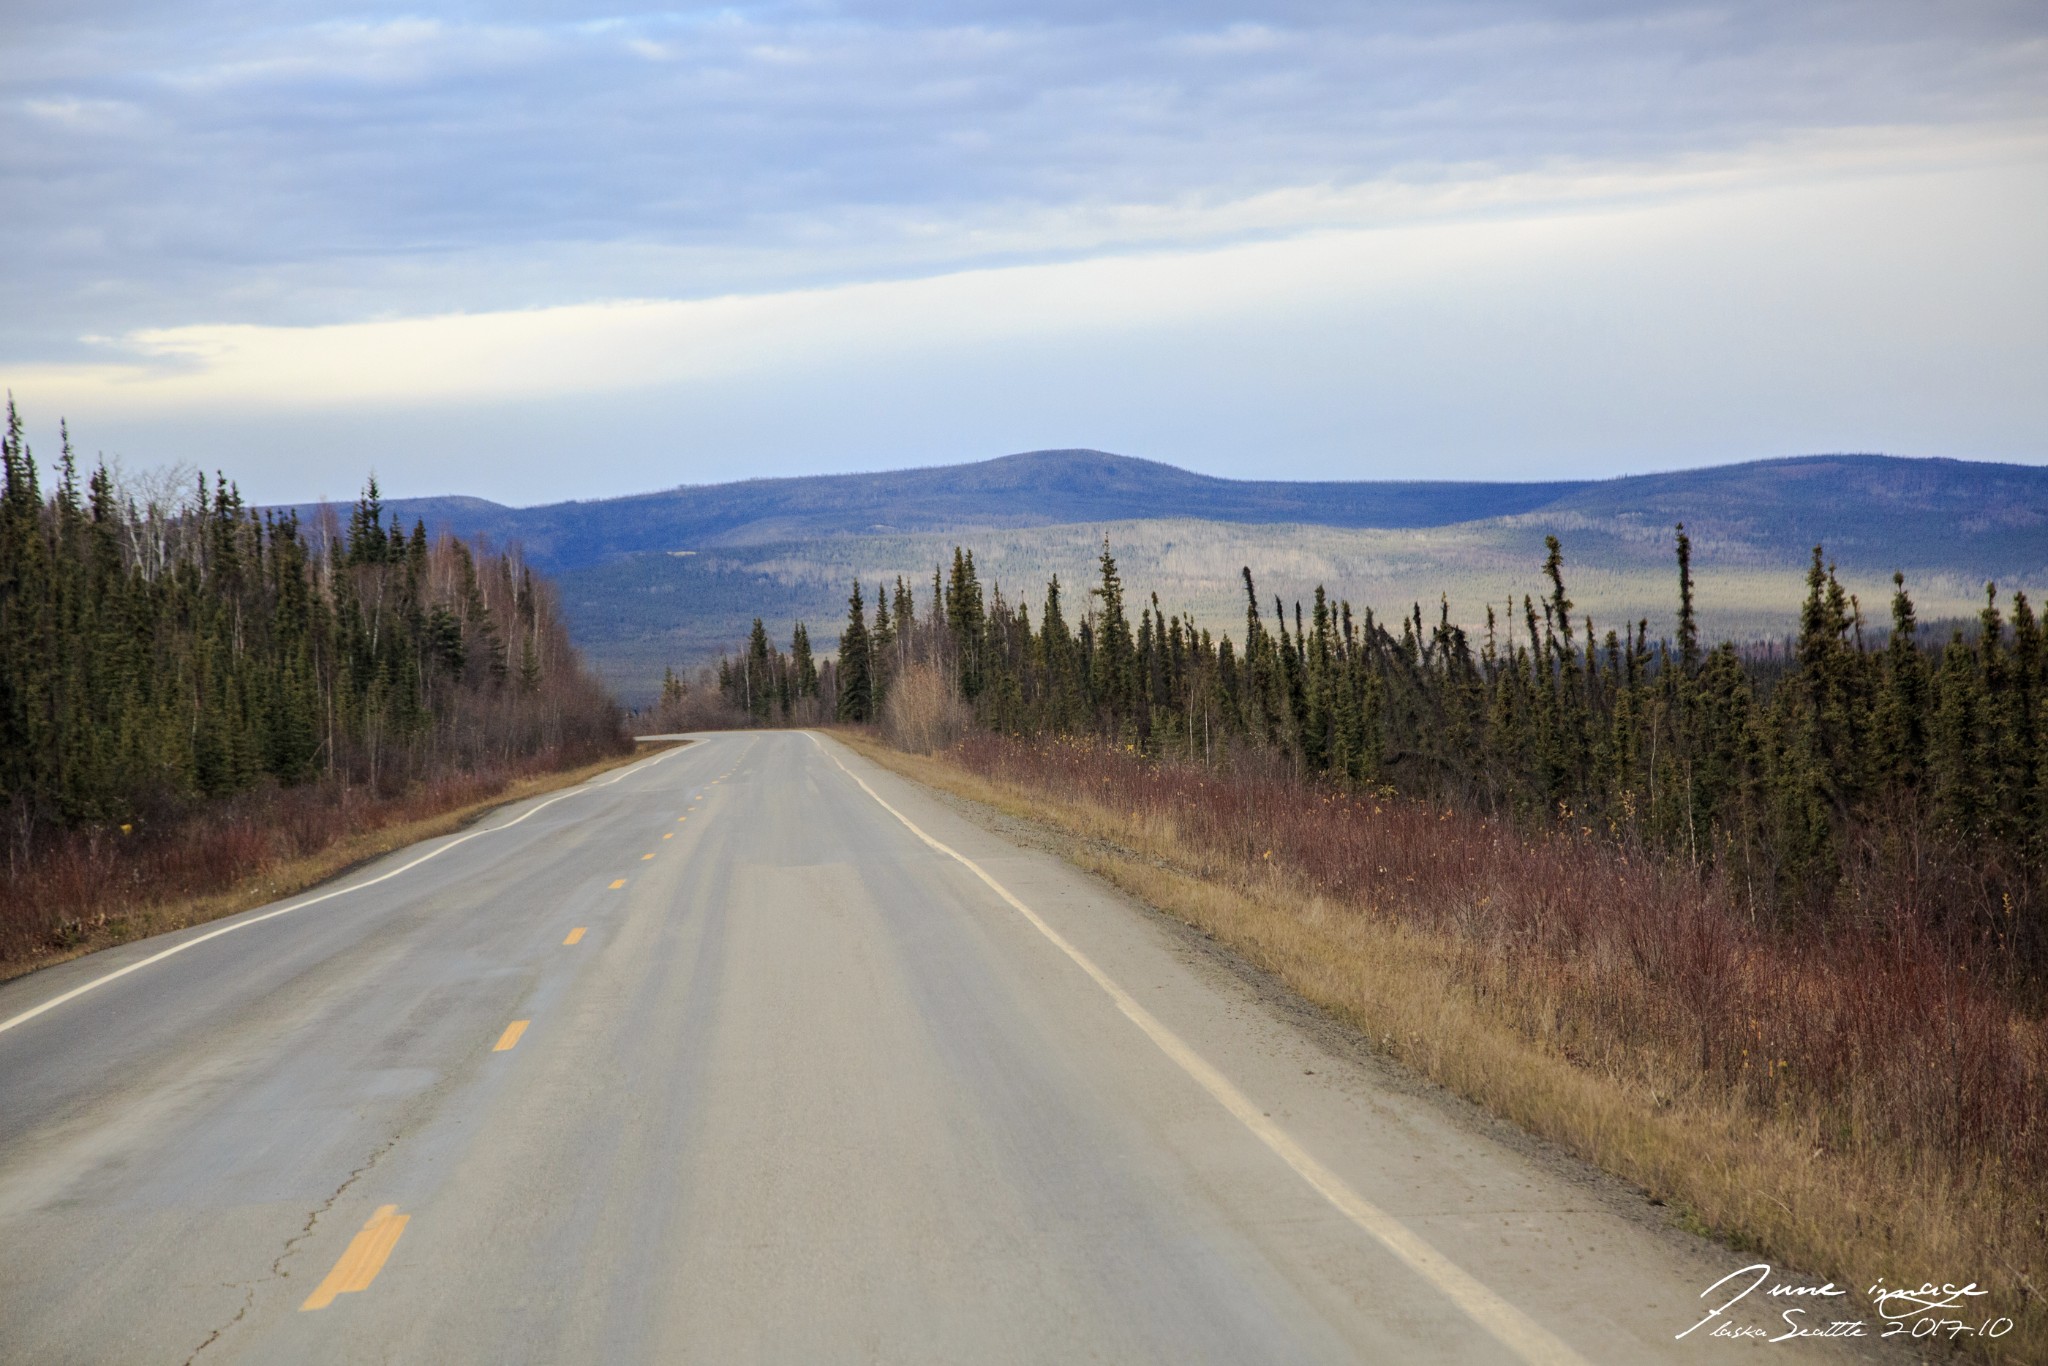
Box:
[807,731,1591,1366]
[0,741,696,1037]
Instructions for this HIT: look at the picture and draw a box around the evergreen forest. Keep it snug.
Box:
[723,533,2045,973]
[0,401,625,854]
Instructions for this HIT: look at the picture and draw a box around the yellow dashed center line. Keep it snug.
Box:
[493,1020,530,1052]
[300,1205,409,1311]
[662,832,673,840]
[563,927,587,945]
[609,879,626,889]
[641,853,654,861]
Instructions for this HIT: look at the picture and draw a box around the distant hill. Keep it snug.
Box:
[560,515,2047,705]
[290,448,2046,576]
[1540,455,2048,573]
[287,450,1591,571]
[277,449,2047,703]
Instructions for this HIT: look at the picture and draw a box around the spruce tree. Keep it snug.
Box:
[791,623,819,699]
[836,581,873,723]
[1038,574,1081,730]
[1090,539,1136,731]
[1875,572,1929,791]
[744,618,773,723]
[870,590,895,706]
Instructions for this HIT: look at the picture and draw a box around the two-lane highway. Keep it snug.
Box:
[0,733,1866,1363]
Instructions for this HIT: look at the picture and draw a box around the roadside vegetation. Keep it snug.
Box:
[0,403,629,971]
[710,526,2045,1357]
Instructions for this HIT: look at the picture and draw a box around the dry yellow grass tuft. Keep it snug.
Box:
[841,732,2046,1363]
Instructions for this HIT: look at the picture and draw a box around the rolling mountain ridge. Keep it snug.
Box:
[278,449,2047,702]
[309,448,2047,577]
[314,450,1592,571]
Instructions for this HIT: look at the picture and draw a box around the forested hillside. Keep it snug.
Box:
[313,449,2048,577]
[581,507,2045,704]
[298,449,1593,570]
[0,402,626,963]
[501,451,2039,703]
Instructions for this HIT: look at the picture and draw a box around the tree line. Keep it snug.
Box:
[0,402,624,845]
[764,535,2044,966]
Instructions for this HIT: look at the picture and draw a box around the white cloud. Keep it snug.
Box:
[17,124,2043,407]
[1169,23,1293,57]
[21,97,142,132]
[160,17,552,91]
[11,149,2042,503]
[3,1,2045,500]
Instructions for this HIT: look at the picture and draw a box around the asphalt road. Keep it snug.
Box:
[0,732,1869,1364]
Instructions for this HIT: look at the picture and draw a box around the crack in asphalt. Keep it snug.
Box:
[183,1136,401,1364]
[180,1284,253,1366]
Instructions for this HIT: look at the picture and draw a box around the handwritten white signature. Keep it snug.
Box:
[1677,1264,2009,1344]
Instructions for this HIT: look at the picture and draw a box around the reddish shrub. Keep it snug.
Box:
[951,733,2047,1185]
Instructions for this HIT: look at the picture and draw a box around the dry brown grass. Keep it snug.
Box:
[839,731,2047,1362]
[881,662,972,754]
[0,745,670,985]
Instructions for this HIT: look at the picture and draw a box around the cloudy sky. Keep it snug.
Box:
[4,1,2045,504]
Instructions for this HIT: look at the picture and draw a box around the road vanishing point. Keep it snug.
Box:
[0,732,1868,1364]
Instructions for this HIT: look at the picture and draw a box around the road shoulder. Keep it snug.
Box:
[826,730,1931,1365]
